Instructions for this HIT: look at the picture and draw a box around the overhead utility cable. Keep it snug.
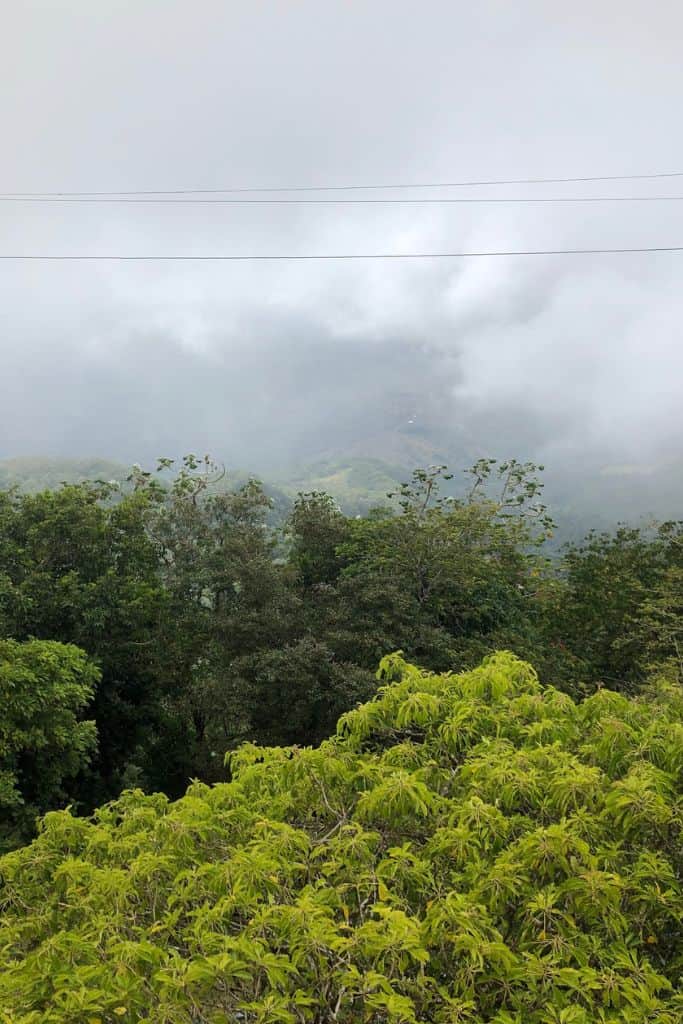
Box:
[1,245,682,261]
[3,195,683,205]
[1,170,682,196]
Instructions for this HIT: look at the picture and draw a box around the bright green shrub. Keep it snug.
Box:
[0,651,681,1023]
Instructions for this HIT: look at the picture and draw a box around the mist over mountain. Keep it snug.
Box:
[1,1,682,524]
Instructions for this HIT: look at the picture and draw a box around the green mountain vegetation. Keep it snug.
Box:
[1,454,682,1021]
[1,651,681,1022]
[0,457,129,493]
[273,457,405,515]
[1,454,681,840]
[0,455,406,518]
[3,449,682,530]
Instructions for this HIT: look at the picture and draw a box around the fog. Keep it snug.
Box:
[2,1,682,496]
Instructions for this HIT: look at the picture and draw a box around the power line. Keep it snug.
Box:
[3,195,683,205]
[2,170,682,196]
[1,246,682,261]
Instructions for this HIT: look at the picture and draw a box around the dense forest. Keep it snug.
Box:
[0,456,681,1021]
[1,455,682,846]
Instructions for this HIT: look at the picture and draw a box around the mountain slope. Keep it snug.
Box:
[0,456,128,493]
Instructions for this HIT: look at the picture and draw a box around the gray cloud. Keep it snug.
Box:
[1,1,682,501]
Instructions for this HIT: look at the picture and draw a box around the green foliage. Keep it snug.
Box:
[1,652,681,1023]
[2,455,682,847]
[287,491,349,587]
[321,463,552,673]
[130,458,369,777]
[0,638,99,847]
[633,562,683,681]
[0,480,168,806]
[541,522,683,689]
[275,457,406,516]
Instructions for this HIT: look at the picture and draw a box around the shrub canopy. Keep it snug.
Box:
[0,651,681,1023]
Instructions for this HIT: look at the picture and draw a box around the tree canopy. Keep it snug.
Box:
[0,638,99,850]
[0,456,681,847]
[0,652,681,1023]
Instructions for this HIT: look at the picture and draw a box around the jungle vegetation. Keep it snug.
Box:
[0,652,681,1022]
[1,456,681,848]
[1,455,682,1021]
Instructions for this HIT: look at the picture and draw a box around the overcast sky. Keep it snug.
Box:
[1,1,682,478]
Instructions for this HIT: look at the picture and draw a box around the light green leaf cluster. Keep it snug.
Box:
[0,651,681,1023]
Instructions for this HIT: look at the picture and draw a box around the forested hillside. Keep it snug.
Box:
[1,456,682,851]
[1,455,682,1020]
[0,457,129,493]
[6,449,683,531]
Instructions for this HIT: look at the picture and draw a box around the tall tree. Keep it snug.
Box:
[543,521,683,691]
[0,638,99,848]
[0,481,166,803]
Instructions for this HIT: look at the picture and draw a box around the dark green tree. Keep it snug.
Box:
[0,638,99,847]
[542,521,683,691]
[0,480,166,803]
[288,462,554,675]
